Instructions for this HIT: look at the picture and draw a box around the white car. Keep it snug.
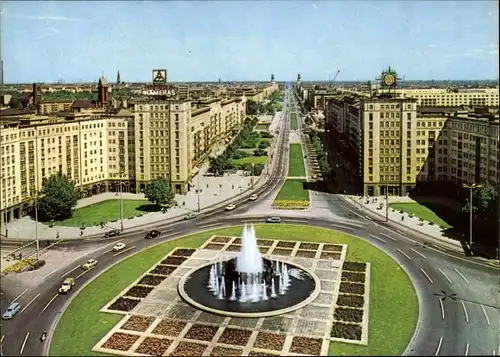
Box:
[225,204,236,211]
[113,242,126,252]
[249,194,258,201]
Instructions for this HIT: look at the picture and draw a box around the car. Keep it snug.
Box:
[113,242,126,252]
[59,277,75,294]
[104,229,121,238]
[145,230,161,239]
[249,194,258,201]
[265,216,282,223]
[82,259,98,270]
[225,204,236,211]
[2,302,21,320]
[184,213,197,220]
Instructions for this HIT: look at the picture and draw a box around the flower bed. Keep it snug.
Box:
[271,248,293,256]
[339,282,365,295]
[334,307,363,323]
[299,243,319,250]
[204,243,225,251]
[233,238,242,245]
[211,346,243,356]
[171,342,207,356]
[257,239,274,247]
[218,328,252,346]
[121,315,155,332]
[138,274,167,286]
[254,332,286,351]
[2,258,37,273]
[102,332,139,351]
[135,337,172,355]
[152,319,187,337]
[276,241,296,248]
[289,336,323,355]
[125,285,154,298]
[272,200,309,209]
[320,252,341,260]
[341,272,365,283]
[226,245,241,252]
[161,256,187,265]
[259,247,270,254]
[249,351,279,356]
[211,236,233,243]
[336,294,364,308]
[172,248,196,257]
[150,265,176,276]
[330,322,362,340]
[342,261,366,272]
[295,250,316,258]
[322,244,343,252]
[109,297,141,312]
[184,324,219,341]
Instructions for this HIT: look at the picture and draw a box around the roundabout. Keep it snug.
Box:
[47,223,418,356]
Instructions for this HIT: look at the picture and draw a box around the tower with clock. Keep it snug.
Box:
[378,66,401,92]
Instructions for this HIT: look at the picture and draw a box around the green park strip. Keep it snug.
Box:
[231,155,267,166]
[49,224,418,356]
[388,202,452,228]
[288,143,306,177]
[290,112,298,130]
[255,123,269,130]
[53,199,152,227]
[275,179,309,201]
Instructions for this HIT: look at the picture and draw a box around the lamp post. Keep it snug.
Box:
[251,163,255,189]
[34,192,40,264]
[463,183,482,248]
[197,170,201,213]
[385,183,389,222]
[119,171,124,232]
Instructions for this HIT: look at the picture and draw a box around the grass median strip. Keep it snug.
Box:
[272,179,309,209]
[288,143,306,177]
[388,202,452,228]
[49,224,417,356]
[290,112,298,130]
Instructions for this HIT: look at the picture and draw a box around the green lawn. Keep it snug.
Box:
[389,202,452,228]
[49,224,418,356]
[290,112,298,130]
[275,179,309,201]
[288,143,306,177]
[256,123,269,130]
[54,199,152,227]
[232,155,267,166]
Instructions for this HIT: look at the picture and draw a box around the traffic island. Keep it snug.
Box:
[49,225,418,356]
[272,179,310,210]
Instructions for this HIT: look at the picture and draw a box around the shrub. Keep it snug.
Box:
[253,149,267,157]
[272,200,309,209]
[3,258,37,273]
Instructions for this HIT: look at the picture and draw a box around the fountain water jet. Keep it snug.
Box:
[270,277,277,298]
[229,282,237,301]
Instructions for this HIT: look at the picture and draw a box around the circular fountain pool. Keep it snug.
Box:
[178,257,320,318]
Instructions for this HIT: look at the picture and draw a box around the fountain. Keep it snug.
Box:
[179,224,319,317]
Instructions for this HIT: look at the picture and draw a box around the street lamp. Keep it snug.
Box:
[463,183,482,248]
[119,171,125,232]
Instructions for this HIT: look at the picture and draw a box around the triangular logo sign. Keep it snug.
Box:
[154,72,165,81]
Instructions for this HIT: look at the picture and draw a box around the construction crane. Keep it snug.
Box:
[329,70,340,88]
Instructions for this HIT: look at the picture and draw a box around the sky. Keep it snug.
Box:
[1,1,498,83]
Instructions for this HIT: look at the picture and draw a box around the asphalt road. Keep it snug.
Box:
[1,87,498,356]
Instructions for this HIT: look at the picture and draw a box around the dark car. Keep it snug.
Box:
[145,230,161,239]
[265,216,282,223]
[104,229,121,238]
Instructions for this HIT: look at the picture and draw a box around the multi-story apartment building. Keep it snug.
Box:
[389,88,499,107]
[325,93,499,196]
[0,95,249,226]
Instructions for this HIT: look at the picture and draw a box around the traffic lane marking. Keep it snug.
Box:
[410,248,427,259]
[113,246,135,257]
[42,294,59,313]
[62,265,80,278]
[465,343,470,356]
[435,336,443,356]
[19,332,30,355]
[454,268,470,284]
[103,239,124,254]
[20,293,40,314]
[369,234,386,243]
[420,268,433,284]
[480,304,491,326]
[11,289,28,304]
[461,300,470,323]
[76,266,94,280]
[379,232,397,241]
[439,298,445,320]
[438,268,453,284]
[1,334,4,343]
[42,268,61,280]
[397,249,412,260]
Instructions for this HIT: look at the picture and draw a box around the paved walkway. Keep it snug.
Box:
[340,194,463,250]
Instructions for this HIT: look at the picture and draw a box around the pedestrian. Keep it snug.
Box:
[401,216,405,222]
[80,230,83,236]
[56,232,60,239]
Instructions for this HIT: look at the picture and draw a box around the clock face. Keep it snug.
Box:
[383,74,396,86]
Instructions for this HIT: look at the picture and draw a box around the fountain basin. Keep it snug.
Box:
[178,258,321,318]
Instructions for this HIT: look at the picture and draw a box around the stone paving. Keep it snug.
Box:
[94,235,371,356]
[340,194,463,251]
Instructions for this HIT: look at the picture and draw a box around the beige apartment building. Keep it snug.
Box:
[390,88,499,107]
[325,94,499,196]
[0,95,249,226]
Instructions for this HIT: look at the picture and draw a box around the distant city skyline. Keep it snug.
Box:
[1,1,498,83]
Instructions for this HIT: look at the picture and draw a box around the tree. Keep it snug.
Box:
[462,183,498,216]
[246,100,259,115]
[38,173,78,221]
[144,179,175,207]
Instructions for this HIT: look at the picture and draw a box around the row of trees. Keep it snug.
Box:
[461,183,498,244]
[246,90,284,116]
[208,118,265,176]
[308,132,331,177]
[35,174,175,222]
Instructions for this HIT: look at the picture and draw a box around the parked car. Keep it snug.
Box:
[82,259,98,270]
[104,229,121,238]
[249,194,258,201]
[145,230,161,239]
[59,277,75,294]
[225,204,236,211]
[184,213,197,220]
[2,302,21,320]
[265,216,282,223]
[113,242,126,252]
